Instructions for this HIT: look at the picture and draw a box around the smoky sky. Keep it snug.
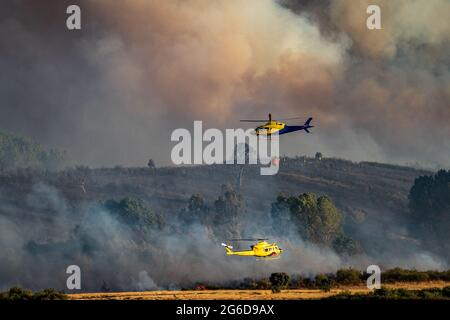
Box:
[0,0,449,168]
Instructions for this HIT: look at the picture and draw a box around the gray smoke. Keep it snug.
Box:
[0,0,449,168]
[0,181,446,291]
[0,0,449,291]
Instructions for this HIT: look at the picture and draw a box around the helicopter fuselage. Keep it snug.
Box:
[223,241,283,258]
[255,121,285,135]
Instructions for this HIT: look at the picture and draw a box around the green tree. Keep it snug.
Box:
[408,170,450,259]
[269,272,290,293]
[315,274,332,292]
[335,268,361,285]
[0,131,67,171]
[212,185,245,239]
[147,159,156,170]
[2,287,34,300]
[333,234,363,255]
[188,194,206,212]
[180,193,210,225]
[33,288,67,300]
[272,193,342,245]
[105,198,164,230]
[271,193,360,255]
[0,287,66,300]
[443,286,450,297]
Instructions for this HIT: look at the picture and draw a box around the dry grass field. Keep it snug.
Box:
[68,281,450,300]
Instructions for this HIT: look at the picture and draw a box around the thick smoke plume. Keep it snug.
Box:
[0,0,448,168]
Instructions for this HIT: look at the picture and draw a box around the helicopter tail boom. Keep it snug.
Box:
[221,243,234,254]
[221,243,256,256]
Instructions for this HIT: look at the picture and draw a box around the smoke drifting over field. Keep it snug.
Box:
[0,0,449,168]
[0,179,446,292]
[0,184,334,291]
[0,183,341,291]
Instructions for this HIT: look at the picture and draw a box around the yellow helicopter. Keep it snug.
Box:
[240,113,313,137]
[221,238,284,259]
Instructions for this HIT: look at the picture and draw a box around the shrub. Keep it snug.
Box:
[2,287,34,300]
[257,279,271,290]
[442,286,450,297]
[269,273,290,293]
[383,268,429,282]
[335,268,361,285]
[418,288,443,299]
[395,288,416,298]
[271,286,281,293]
[0,287,66,300]
[315,274,332,292]
[328,290,354,299]
[333,234,363,255]
[33,288,67,300]
[373,287,391,298]
[290,277,315,289]
[105,197,164,230]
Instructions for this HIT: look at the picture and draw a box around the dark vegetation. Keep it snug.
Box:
[182,187,357,248]
[4,268,447,298]
[0,131,67,172]
[382,268,450,283]
[328,286,450,300]
[408,170,450,258]
[104,197,165,230]
[272,193,362,255]
[269,272,290,293]
[178,185,246,240]
[0,287,66,300]
[188,268,450,291]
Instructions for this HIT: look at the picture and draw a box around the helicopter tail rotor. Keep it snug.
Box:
[221,243,234,254]
[221,243,233,249]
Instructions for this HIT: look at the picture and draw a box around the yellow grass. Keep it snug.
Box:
[68,281,450,300]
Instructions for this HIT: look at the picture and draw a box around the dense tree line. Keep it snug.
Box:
[104,197,165,231]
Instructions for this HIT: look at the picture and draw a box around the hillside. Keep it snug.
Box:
[0,158,432,255]
[1,155,448,292]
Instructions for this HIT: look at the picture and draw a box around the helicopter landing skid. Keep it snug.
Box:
[256,256,281,261]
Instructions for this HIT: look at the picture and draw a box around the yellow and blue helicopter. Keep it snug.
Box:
[240,114,313,137]
[221,238,284,259]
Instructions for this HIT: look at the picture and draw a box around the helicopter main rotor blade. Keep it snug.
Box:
[241,116,307,122]
[277,116,306,121]
[229,238,268,241]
